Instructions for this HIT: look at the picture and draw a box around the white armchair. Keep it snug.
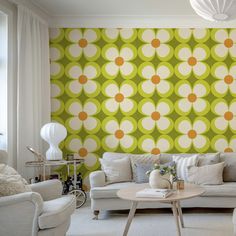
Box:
[0,150,76,236]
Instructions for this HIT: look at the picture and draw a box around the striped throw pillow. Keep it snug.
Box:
[173,155,199,181]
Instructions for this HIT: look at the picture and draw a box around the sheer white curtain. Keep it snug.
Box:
[17,5,50,178]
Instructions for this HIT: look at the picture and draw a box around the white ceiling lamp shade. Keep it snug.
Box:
[190,0,236,21]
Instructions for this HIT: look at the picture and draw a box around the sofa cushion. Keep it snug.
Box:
[198,153,220,166]
[173,154,199,181]
[130,154,160,182]
[100,157,132,183]
[133,163,153,183]
[187,162,224,185]
[90,182,138,199]
[38,195,76,229]
[201,182,236,197]
[220,152,236,181]
[103,152,129,160]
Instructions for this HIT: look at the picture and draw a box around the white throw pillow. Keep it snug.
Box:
[0,164,31,196]
[173,154,199,181]
[0,174,31,196]
[100,157,132,183]
[187,162,225,185]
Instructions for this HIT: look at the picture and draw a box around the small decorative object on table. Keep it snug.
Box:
[176,179,185,190]
[147,162,177,189]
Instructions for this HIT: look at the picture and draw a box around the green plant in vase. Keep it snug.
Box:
[147,162,177,189]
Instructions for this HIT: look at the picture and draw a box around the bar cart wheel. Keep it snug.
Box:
[69,189,87,208]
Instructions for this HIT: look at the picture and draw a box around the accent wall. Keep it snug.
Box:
[49,28,236,189]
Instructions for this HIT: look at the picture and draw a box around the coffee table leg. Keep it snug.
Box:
[176,201,184,228]
[123,201,138,236]
[171,201,181,236]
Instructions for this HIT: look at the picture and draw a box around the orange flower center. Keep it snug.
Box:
[151,39,160,48]
[224,147,233,153]
[224,38,233,48]
[78,38,88,48]
[224,75,234,84]
[78,148,88,157]
[151,111,160,121]
[78,111,88,121]
[115,57,124,66]
[151,148,160,155]
[151,75,161,84]
[188,93,197,103]
[224,111,233,121]
[115,129,124,139]
[188,129,197,139]
[115,93,124,103]
[78,75,88,84]
[188,57,197,66]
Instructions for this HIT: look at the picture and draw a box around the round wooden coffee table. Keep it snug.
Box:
[117,183,204,236]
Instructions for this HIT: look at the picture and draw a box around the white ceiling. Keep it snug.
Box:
[31,0,195,16]
[29,0,236,28]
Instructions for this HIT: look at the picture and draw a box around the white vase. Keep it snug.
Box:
[149,170,171,189]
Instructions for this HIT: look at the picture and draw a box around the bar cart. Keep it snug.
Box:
[25,147,87,208]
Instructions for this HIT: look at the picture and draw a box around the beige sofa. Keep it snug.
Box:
[90,152,236,219]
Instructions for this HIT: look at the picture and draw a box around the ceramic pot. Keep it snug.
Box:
[149,170,171,189]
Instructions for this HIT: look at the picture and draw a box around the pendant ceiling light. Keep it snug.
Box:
[190,0,236,21]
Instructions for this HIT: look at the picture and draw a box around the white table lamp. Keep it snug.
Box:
[40,122,67,161]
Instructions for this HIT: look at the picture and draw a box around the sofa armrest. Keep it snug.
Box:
[30,179,63,201]
[0,192,43,236]
[89,171,106,188]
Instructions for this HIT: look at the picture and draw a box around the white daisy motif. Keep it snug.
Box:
[65,99,100,134]
[138,135,173,154]
[138,62,173,97]
[102,28,137,43]
[102,44,137,79]
[175,81,210,115]
[138,29,174,61]
[175,117,210,152]
[211,29,236,61]
[175,44,210,79]
[211,135,236,153]
[175,28,210,43]
[211,99,236,134]
[139,99,174,134]
[65,62,100,97]
[65,29,100,61]
[102,117,137,152]
[102,81,137,115]
[66,135,100,171]
[211,62,236,97]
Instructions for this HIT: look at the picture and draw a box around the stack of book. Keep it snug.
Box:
[136,188,175,198]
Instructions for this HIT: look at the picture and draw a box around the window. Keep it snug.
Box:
[0,11,7,150]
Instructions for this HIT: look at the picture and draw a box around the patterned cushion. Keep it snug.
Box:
[130,154,160,181]
[133,163,153,183]
[0,164,31,196]
[173,154,199,181]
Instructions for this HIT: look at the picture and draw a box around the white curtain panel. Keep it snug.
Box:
[17,5,50,178]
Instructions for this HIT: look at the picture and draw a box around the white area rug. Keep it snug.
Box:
[67,201,234,236]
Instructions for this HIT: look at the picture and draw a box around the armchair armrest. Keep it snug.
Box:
[0,192,43,236]
[30,179,63,201]
[89,170,106,188]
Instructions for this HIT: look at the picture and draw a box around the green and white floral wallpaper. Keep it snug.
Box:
[50,28,236,188]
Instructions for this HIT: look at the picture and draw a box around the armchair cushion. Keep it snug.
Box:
[38,195,76,229]
[30,179,63,201]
